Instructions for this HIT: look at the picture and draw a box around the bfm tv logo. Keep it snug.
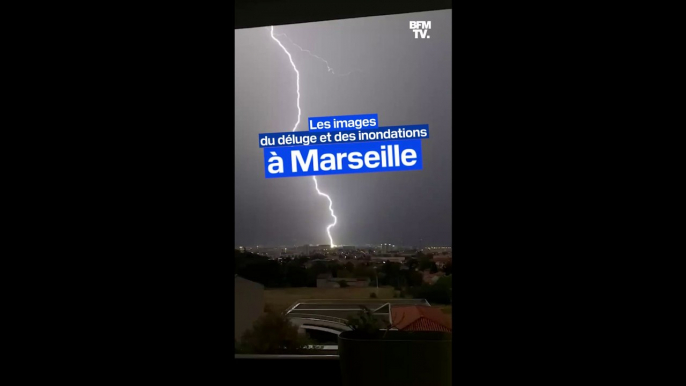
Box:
[410,21,431,39]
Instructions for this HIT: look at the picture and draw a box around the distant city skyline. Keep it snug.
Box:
[236,243,452,249]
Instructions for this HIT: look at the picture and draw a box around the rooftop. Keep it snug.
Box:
[391,305,452,332]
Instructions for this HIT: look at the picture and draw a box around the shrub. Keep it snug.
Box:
[238,309,317,354]
[410,278,452,304]
[369,292,377,298]
[338,280,349,288]
[345,306,383,338]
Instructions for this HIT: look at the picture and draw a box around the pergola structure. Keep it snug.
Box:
[285,299,431,333]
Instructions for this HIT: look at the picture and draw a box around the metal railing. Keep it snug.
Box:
[285,299,431,313]
[286,313,350,325]
[289,298,430,304]
[287,313,348,326]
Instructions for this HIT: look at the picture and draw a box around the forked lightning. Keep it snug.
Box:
[270,26,338,247]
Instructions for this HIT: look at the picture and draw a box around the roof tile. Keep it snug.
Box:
[391,305,452,332]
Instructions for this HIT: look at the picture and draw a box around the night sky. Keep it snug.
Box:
[235,10,451,247]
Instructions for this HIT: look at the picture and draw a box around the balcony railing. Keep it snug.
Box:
[286,313,350,325]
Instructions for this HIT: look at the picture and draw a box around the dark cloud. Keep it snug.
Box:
[235,10,451,247]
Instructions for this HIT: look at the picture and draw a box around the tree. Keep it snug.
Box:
[411,284,450,305]
[404,270,423,287]
[235,250,269,272]
[443,261,452,275]
[238,259,282,287]
[327,261,339,278]
[411,275,452,305]
[345,306,383,337]
[237,309,317,354]
[430,262,438,274]
[353,265,374,279]
[419,256,433,271]
[305,269,318,287]
[310,261,329,275]
[337,269,354,278]
[406,258,419,271]
[344,262,354,272]
[380,262,401,286]
[284,263,308,287]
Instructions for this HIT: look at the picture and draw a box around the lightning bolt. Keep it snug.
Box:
[270,26,338,247]
[272,32,362,77]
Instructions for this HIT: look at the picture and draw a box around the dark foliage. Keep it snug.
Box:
[419,256,433,271]
[442,261,452,275]
[237,309,318,354]
[406,258,419,271]
[234,250,327,288]
[234,250,448,298]
[379,262,401,286]
[405,270,424,288]
[345,306,383,338]
[410,275,452,304]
